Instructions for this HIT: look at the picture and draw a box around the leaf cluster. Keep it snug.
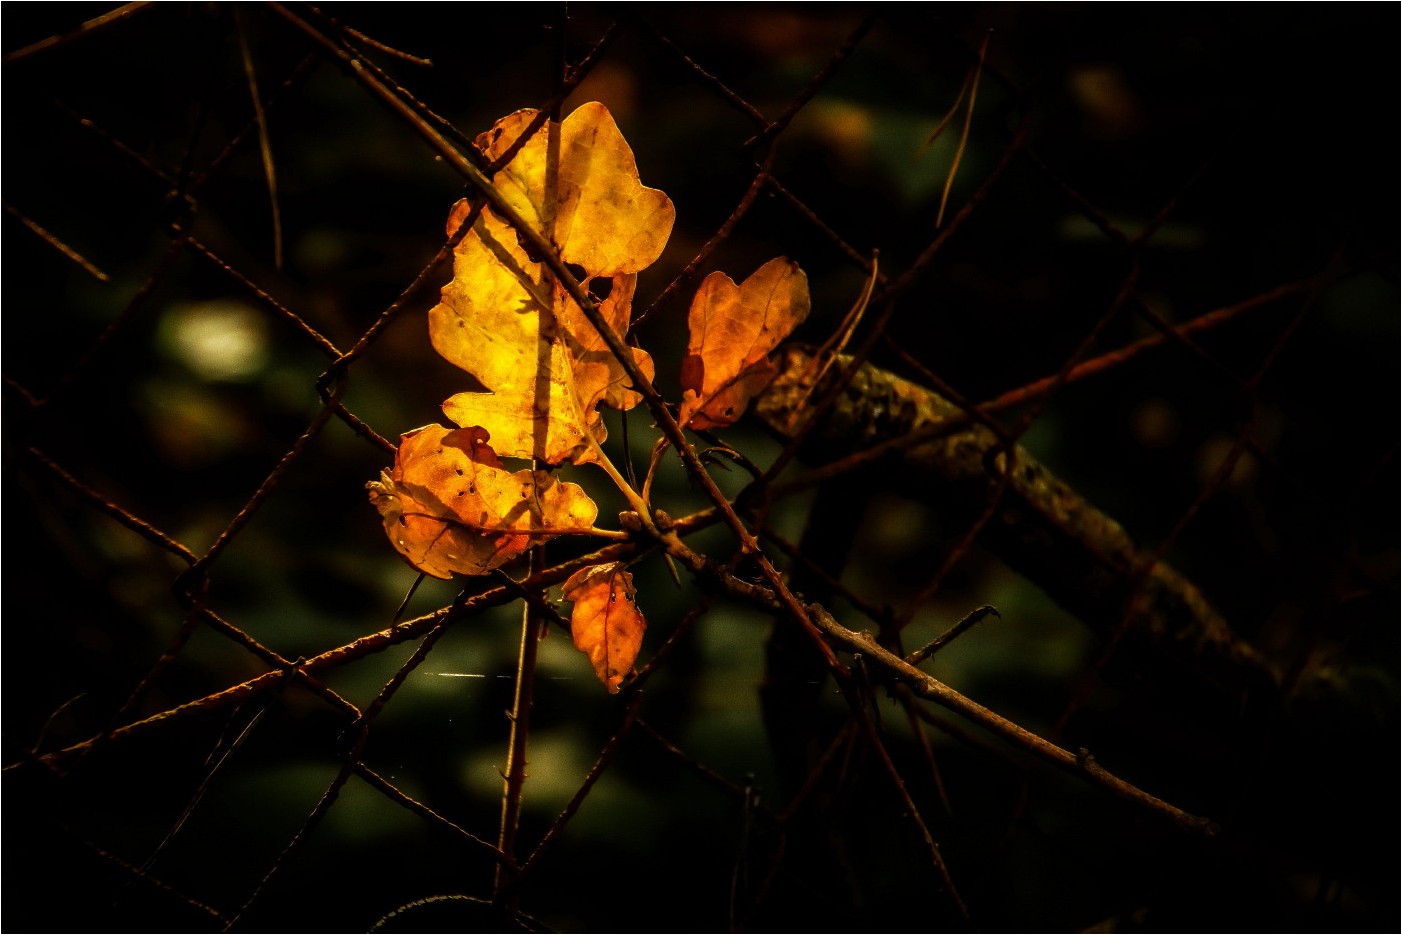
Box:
[368,102,809,689]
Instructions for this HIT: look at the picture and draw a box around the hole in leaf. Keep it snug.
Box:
[588,276,614,301]
[564,262,586,282]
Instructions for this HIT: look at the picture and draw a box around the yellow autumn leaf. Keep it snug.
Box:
[427,102,673,465]
[484,102,675,276]
[367,424,598,579]
[678,257,811,430]
[563,562,646,693]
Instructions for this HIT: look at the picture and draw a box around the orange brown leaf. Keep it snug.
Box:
[678,257,810,430]
[563,562,646,693]
[367,424,598,579]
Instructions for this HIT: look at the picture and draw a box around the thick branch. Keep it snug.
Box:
[754,346,1278,694]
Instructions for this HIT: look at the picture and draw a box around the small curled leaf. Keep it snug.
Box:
[563,562,646,693]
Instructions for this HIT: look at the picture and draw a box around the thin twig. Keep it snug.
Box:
[885,124,1027,298]
[919,68,973,156]
[234,6,284,268]
[187,53,321,199]
[906,605,1001,667]
[3,1,153,64]
[934,30,989,229]
[287,4,480,160]
[977,277,1316,414]
[633,145,777,329]
[636,719,754,800]
[519,596,714,878]
[227,592,496,926]
[22,447,197,564]
[760,526,889,626]
[743,12,880,150]
[1052,266,1331,735]
[518,691,645,878]
[37,238,186,407]
[484,23,621,176]
[845,671,970,920]
[775,720,858,824]
[355,763,500,855]
[3,202,109,280]
[224,754,355,930]
[308,5,435,66]
[50,819,228,923]
[185,236,341,358]
[17,540,641,768]
[633,15,768,129]
[56,101,175,183]
[807,606,1218,836]
[899,691,954,816]
[179,384,346,581]
[765,175,882,278]
[493,550,547,905]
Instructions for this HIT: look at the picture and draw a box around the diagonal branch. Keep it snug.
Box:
[808,606,1216,836]
[754,345,1279,693]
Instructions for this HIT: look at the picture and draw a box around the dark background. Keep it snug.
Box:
[3,4,1397,932]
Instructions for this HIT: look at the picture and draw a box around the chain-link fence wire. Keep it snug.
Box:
[3,4,1397,932]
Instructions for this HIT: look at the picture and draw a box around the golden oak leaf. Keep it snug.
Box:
[367,424,598,579]
[678,257,810,430]
[427,102,671,465]
[563,562,646,693]
[482,102,675,276]
[554,270,650,414]
[430,204,596,464]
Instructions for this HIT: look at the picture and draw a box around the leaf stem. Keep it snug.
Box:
[584,430,654,525]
